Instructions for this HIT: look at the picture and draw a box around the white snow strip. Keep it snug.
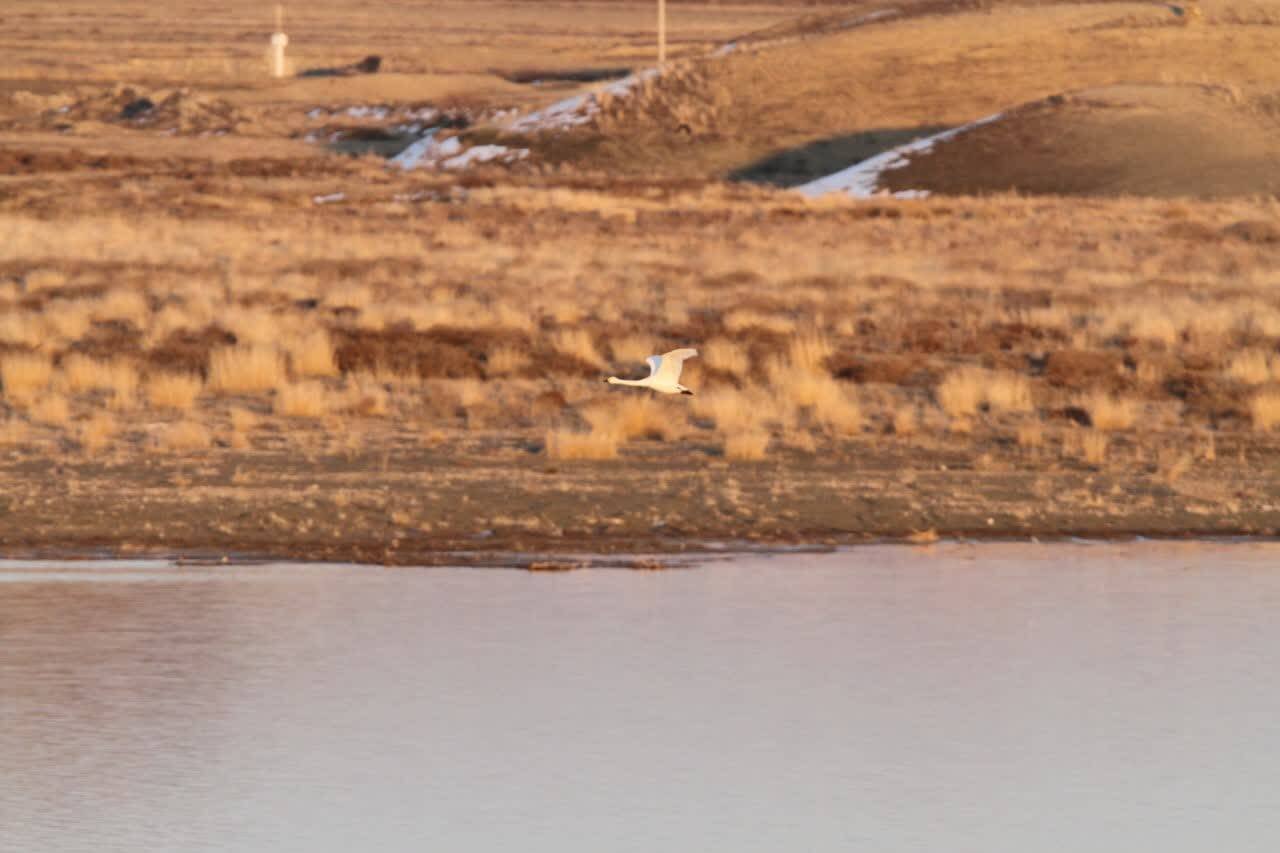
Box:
[389,130,451,170]
[441,145,529,170]
[313,192,345,205]
[508,67,660,133]
[392,132,526,171]
[796,113,1003,199]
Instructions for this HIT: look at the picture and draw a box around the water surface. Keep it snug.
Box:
[4,543,1280,852]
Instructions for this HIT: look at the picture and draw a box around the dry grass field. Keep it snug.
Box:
[3,0,1280,562]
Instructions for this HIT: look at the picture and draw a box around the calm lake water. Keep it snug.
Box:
[4,543,1280,852]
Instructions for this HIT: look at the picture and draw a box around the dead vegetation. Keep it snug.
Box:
[4,188,1280,471]
[3,0,1280,556]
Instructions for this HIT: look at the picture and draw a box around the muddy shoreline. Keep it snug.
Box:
[4,440,1276,568]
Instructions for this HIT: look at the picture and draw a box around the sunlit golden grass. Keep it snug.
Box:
[0,313,42,349]
[545,427,619,460]
[487,345,529,377]
[30,393,70,426]
[810,386,862,435]
[1129,312,1180,347]
[694,387,772,432]
[62,358,139,409]
[1080,391,1137,431]
[146,372,203,410]
[287,328,338,378]
[786,331,834,372]
[936,368,984,419]
[42,301,93,342]
[229,406,257,434]
[1,353,53,400]
[937,367,1033,419]
[984,371,1033,413]
[703,338,749,377]
[161,420,212,451]
[208,345,285,394]
[340,374,389,416]
[1080,429,1109,465]
[1251,389,1280,430]
[724,430,769,460]
[553,329,603,367]
[0,418,28,446]
[1226,350,1274,385]
[585,395,671,441]
[609,336,656,366]
[892,405,918,437]
[1017,419,1045,450]
[723,308,794,335]
[79,411,117,454]
[275,381,330,418]
[92,288,149,327]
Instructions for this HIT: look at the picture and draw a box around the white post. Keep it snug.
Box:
[270,5,288,79]
[657,0,666,67]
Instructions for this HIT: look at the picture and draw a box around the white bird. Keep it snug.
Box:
[604,348,698,395]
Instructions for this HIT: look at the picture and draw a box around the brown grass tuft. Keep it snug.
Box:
[786,331,834,372]
[1017,420,1044,450]
[287,328,338,378]
[161,421,212,451]
[30,393,70,426]
[545,427,619,460]
[552,329,603,367]
[146,372,203,410]
[208,345,286,394]
[1081,430,1108,465]
[984,371,1033,413]
[0,418,29,446]
[811,386,862,435]
[724,430,769,460]
[936,367,984,418]
[703,338,750,377]
[63,359,140,410]
[275,381,330,418]
[487,345,529,377]
[1226,350,1273,385]
[1251,389,1280,430]
[1080,391,1136,431]
[694,388,772,432]
[79,412,117,454]
[1,353,53,401]
[585,395,671,441]
[938,367,1032,418]
[892,405,918,437]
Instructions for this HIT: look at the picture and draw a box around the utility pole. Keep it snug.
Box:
[658,0,667,67]
[270,5,288,79]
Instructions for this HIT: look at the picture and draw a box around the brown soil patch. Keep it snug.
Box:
[881,85,1280,198]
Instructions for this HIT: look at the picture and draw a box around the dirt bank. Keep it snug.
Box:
[3,433,1276,567]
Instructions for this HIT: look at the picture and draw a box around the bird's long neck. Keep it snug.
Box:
[607,377,649,387]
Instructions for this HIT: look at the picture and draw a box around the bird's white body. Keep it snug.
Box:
[605,348,698,395]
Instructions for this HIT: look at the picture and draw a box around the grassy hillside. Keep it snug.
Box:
[559,0,1280,193]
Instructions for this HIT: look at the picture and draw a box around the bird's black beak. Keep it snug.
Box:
[681,389,694,396]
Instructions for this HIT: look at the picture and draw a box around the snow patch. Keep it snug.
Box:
[796,113,1003,199]
[391,131,527,171]
[442,144,529,170]
[508,68,660,133]
[313,192,345,205]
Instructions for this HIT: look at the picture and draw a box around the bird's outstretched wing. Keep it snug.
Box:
[653,348,698,383]
[645,355,662,378]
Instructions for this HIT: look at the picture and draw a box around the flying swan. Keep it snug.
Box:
[604,348,698,395]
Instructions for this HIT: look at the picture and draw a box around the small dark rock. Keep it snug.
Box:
[119,97,155,120]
